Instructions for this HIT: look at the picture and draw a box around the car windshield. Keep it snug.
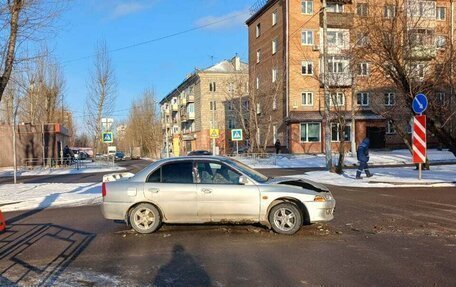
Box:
[224,158,269,183]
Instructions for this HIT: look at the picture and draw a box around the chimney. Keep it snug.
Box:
[232,55,241,71]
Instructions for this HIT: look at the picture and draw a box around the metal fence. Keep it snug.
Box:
[21,156,115,170]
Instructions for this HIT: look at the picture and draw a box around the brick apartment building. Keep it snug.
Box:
[246,0,453,153]
[160,56,249,156]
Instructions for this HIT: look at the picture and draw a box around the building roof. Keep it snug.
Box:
[160,56,248,104]
[246,0,280,26]
[201,58,248,73]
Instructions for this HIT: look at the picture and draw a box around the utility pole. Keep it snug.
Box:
[322,0,333,171]
[12,100,19,184]
[210,82,216,155]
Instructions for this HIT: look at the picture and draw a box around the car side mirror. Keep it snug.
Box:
[239,175,249,185]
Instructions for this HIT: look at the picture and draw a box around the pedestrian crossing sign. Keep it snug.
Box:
[231,129,243,141]
[102,132,114,143]
[210,128,220,139]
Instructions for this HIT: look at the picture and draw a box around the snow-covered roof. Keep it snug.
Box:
[202,57,248,73]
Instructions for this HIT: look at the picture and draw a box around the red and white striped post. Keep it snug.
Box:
[412,115,427,180]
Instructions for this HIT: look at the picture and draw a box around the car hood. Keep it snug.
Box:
[267,176,330,193]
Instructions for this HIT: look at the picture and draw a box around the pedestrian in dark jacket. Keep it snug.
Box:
[274,139,281,154]
[356,138,373,179]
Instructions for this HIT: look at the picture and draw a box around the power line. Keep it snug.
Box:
[62,11,250,65]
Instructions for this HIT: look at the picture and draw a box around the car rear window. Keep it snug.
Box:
[162,162,194,183]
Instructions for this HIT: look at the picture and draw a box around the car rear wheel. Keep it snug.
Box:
[269,202,302,235]
[129,203,162,234]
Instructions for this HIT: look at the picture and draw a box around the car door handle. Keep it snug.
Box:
[147,188,159,193]
[201,188,212,194]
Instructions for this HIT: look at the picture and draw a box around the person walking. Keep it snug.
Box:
[356,138,373,179]
[274,139,281,154]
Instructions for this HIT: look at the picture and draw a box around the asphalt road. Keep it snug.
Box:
[1,180,455,286]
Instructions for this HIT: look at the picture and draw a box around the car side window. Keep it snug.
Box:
[147,168,161,183]
[197,161,240,185]
[162,162,194,183]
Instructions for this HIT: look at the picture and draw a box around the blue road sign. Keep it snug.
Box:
[412,94,428,114]
[102,132,114,143]
[231,129,243,141]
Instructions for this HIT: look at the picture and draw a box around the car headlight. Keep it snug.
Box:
[314,194,332,202]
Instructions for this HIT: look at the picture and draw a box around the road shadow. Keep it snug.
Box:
[153,244,211,287]
[0,222,95,286]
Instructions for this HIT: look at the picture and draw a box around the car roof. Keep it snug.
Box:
[160,155,228,162]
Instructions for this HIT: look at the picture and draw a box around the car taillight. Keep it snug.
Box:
[102,182,107,197]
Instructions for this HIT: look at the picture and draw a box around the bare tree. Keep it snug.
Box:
[353,0,456,157]
[125,89,162,158]
[85,40,116,153]
[0,0,66,103]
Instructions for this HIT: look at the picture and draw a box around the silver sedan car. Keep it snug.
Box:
[101,156,335,235]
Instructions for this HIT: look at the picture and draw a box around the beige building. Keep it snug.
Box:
[246,0,453,153]
[160,56,249,156]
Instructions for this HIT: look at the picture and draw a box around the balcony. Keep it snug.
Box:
[188,111,195,120]
[321,12,353,29]
[407,45,437,60]
[180,97,187,106]
[172,103,179,111]
[186,94,195,103]
[182,134,196,141]
[320,72,352,87]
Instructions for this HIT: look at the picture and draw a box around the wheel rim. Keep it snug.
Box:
[273,207,296,232]
[133,208,155,230]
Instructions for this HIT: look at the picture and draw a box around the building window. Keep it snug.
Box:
[272,67,278,83]
[228,118,235,129]
[301,30,314,45]
[384,5,396,19]
[384,92,395,106]
[256,77,260,89]
[327,3,344,13]
[256,23,261,38]
[302,92,313,106]
[328,92,345,106]
[357,92,369,106]
[256,49,261,63]
[331,123,351,142]
[436,36,446,48]
[387,120,396,134]
[209,82,216,92]
[356,33,369,46]
[302,0,313,14]
[301,61,313,75]
[272,10,278,26]
[228,101,234,111]
[406,122,412,134]
[328,57,347,73]
[300,122,321,142]
[357,3,368,17]
[437,92,446,104]
[273,96,277,110]
[243,100,249,111]
[359,62,369,76]
[409,2,436,18]
[436,7,446,20]
[188,103,195,113]
[210,101,217,111]
[327,31,344,47]
[256,103,261,114]
[272,38,278,54]
[413,63,426,79]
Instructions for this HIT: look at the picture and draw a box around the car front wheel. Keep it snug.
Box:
[129,203,162,234]
[269,202,302,235]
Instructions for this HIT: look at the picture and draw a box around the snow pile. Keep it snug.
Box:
[0,163,125,178]
[234,149,456,169]
[295,164,456,188]
[0,182,101,212]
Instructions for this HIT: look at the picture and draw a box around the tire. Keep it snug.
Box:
[269,202,303,235]
[129,203,162,234]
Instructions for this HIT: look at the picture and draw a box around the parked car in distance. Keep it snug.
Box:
[115,151,125,161]
[131,147,141,160]
[101,156,335,235]
[187,150,212,156]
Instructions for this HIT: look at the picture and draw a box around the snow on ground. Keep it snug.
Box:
[234,149,456,169]
[295,164,456,188]
[0,182,101,212]
[0,162,125,178]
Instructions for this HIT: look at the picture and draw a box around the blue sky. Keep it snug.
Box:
[49,0,250,130]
